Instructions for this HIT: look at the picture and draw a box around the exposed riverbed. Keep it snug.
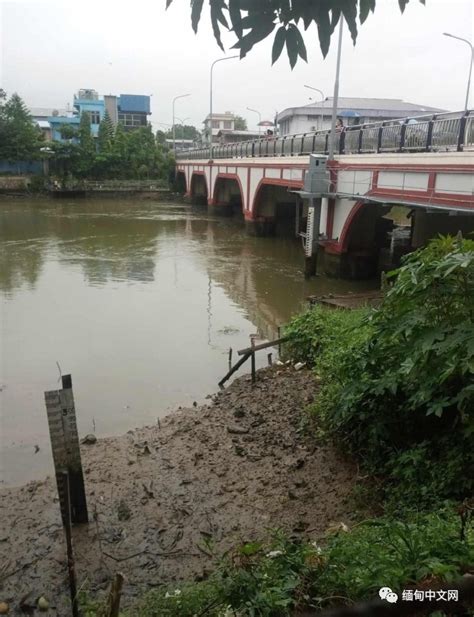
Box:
[0,365,358,615]
[0,197,375,486]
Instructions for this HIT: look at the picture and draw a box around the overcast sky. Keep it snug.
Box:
[0,0,472,131]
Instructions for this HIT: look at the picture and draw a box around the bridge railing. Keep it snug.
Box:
[177,110,473,160]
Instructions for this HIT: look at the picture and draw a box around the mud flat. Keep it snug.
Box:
[0,366,358,614]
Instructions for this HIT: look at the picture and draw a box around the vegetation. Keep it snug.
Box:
[82,507,473,616]
[0,90,44,161]
[49,119,174,181]
[163,124,201,141]
[166,0,425,67]
[234,115,248,130]
[285,236,474,507]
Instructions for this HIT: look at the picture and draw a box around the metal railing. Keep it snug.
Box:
[177,110,474,160]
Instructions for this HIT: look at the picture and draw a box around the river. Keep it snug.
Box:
[0,197,375,486]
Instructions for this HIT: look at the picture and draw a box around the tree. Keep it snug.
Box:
[0,92,43,161]
[165,124,200,141]
[98,111,115,152]
[59,124,78,141]
[166,0,425,68]
[233,115,247,130]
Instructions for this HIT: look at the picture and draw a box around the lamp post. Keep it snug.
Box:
[209,56,239,159]
[443,32,473,110]
[328,17,344,160]
[175,116,190,151]
[172,93,191,153]
[304,85,325,131]
[246,106,262,136]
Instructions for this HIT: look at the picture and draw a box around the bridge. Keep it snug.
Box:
[176,110,474,278]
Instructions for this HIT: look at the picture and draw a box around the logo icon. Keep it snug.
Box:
[379,587,399,603]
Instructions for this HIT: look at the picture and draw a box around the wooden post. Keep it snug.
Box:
[251,338,256,384]
[228,347,233,371]
[62,471,80,617]
[267,352,273,366]
[218,352,252,388]
[106,572,125,617]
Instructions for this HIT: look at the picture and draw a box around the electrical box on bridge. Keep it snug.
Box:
[303,155,329,197]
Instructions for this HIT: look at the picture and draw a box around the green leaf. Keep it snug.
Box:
[191,0,204,33]
[210,0,229,50]
[272,26,287,65]
[285,25,299,69]
[359,0,375,24]
[228,0,243,37]
[316,8,332,57]
[288,23,307,62]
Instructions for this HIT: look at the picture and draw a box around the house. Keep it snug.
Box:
[217,129,261,144]
[105,94,151,130]
[30,107,73,141]
[203,112,235,144]
[30,89,152,143]
[277,97,446,136]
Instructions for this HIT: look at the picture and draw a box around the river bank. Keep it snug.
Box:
[0,365,359,615]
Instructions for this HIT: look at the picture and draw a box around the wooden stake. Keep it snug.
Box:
[62,471,80,617]
[267,352,273,366]
[106,572,125,617]
[218,352,251,388]
[228,347,233,370]
[251,338,256,384]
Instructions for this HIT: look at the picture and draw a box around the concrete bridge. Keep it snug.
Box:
[176,110,474,278]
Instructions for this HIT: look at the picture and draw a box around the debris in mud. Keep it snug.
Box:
[227,424,249,435]
[81,434,97,445]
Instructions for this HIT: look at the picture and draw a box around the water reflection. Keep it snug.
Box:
[0,198,374,486]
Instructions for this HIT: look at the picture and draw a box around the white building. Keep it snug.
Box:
[277,97,446,136]
[203,112,235,143]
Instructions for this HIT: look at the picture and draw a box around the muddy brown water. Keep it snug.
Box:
[0,197,374,487]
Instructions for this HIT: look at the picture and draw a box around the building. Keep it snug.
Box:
[105,94,151,130]
[217,129,261,144]
[30,89,152,142]
[203,112,235,144]
[277,97,446,136]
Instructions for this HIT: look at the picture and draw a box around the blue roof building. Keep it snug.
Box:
[32,89,151,142]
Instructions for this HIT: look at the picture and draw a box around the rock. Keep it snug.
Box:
[0,602,9,614]
[227,425,249,435]
[233,408,246,418]
[81,434,97,445]
[234,445,246,457]
[37,597,49,611]
[294,362,306,371]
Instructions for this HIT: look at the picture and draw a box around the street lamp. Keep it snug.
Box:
[175,116,191,150]
[304,85,325,130]
[246,106,261,136]
[210,55,239,159]
[443,32,473,110]
[328,18,344,160]
[172,93,191,153]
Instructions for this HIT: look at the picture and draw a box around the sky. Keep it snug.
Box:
[0,0,472,132]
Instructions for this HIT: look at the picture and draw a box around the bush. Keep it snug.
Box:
[111,506,473,616]
[285,236,474,506]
